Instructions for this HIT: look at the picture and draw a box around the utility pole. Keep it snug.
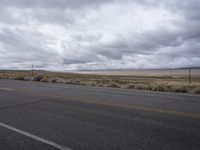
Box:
[189,68,191,84]
[31,64,34,77]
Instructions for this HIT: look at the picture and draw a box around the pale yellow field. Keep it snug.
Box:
[0,68,200,94]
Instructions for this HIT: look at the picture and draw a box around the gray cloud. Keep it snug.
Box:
[0,28,63,69]
[0,0,200,70]
[0,0,113,9]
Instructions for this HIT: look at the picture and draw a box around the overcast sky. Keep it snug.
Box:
[0,0,200,70]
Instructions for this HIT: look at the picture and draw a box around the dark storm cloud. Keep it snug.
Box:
[0,0,113,9]
[0,0,200,70]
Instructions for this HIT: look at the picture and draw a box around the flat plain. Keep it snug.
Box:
[1,68,200,94]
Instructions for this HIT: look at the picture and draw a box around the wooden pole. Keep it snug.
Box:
[31,64,34,77]
[189,68,191,84]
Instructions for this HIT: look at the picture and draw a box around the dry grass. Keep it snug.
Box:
[0,70,200,94]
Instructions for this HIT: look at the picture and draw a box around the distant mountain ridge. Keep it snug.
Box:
[77,67,200,72]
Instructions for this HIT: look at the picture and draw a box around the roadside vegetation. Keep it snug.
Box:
[0,70,200,94]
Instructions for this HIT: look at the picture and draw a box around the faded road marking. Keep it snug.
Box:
[41,93,200,118]
[0,122,72,150]
[15,88,200,118]
[0,87,14,91]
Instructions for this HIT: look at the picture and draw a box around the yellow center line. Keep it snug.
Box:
[14,89,200,118]
[39,93,200,118]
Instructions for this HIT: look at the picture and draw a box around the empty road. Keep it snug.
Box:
[0,79,200,150]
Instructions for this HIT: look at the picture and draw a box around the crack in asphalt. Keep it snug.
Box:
[160,99,177,106]
[0,99,47,111]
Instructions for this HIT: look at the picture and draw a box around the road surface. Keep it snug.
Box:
[0,79,200,150]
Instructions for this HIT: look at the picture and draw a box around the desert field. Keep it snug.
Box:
[0,68,200,94]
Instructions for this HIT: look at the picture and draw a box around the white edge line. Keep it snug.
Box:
[0,87,15,91]
[0,122,72,150]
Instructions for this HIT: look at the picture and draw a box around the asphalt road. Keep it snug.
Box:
[0,79,200,150]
